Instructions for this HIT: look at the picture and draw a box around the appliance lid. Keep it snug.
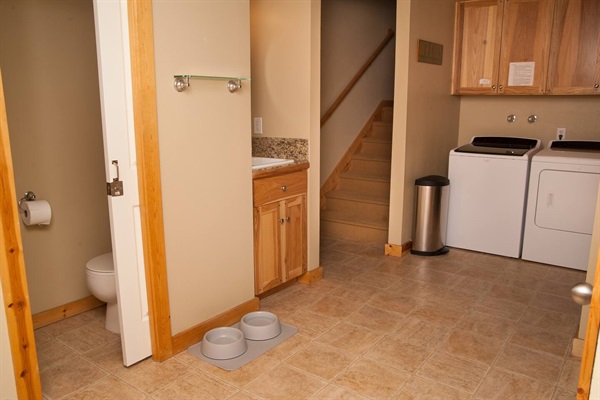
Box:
[549,140,600,152]
[455,136,540,156]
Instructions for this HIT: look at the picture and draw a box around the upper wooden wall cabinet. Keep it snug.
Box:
[452,0,600,95]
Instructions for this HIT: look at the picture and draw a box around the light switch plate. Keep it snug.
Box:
[253,117,263,135]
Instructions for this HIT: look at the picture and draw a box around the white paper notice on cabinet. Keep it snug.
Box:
[508,62,535,86]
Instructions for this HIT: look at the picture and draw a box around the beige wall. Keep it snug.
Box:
[250,0,321,270]
[152,0,255,335]
[0,0,112,314]
[320,0,396,183]
[251,0,311,139]
[459,96,600,146]
[388,0,460,245]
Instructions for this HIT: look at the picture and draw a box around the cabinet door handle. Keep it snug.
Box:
[498,85,503,91]
[278,218,285,224]
[491,85,496,91]
[281,185,287,191]
[594,84,599,90]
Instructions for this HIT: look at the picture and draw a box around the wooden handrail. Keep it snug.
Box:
[321,28,395,127]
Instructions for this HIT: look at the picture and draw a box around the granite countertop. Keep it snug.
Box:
[252,137,309,162]
[251,137,309,178]
[252,161,309,179]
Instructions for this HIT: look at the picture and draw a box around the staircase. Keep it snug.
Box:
[320,103,393,243]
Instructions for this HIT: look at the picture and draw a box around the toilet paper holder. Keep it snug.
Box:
[17,191,37,212]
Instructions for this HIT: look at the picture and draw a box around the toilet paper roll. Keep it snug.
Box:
[20,200,52,226]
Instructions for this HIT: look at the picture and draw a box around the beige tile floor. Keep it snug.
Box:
[36,235,584,399]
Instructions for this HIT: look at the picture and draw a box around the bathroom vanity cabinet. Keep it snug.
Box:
[252,164,308,295]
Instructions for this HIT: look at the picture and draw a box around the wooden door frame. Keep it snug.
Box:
[0,66,42,400]
[126,0,172,363]
[578,242,600,399]
[1,1,171,397]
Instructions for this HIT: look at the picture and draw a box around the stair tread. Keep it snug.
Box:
[325,190,390,205]
[321,210,388,230]
[363,136,392,144]
[352,153,391,162]
[321,103,394,239]
[339,171,391,182]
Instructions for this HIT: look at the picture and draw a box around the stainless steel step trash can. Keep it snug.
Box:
[411,175,450,256]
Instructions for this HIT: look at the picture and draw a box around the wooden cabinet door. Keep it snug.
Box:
[546,0,600,94]
[452,0,504,94]
[497,0,555,94]
[282,195,307,281]
[253,202,282,294]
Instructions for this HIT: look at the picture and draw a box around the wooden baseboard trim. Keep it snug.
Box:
[32,295,105,330]
[171,297,260,355]
[385,241,412,257]
[298,267,323,285]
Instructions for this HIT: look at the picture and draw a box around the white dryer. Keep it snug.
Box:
[447,137,541,258]
[522,140,600,270]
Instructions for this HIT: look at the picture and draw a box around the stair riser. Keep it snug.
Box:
[371,124,392,138]
[338,178,390,196]
[321,220,388,243]
[348,159,391,174]
[380,107,393,123]
[360,141,392,157]
[325,198,390,220]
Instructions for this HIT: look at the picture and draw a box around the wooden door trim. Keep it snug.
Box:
[127,0,173,361]
[0,67,42,398]
[578,244,600,399]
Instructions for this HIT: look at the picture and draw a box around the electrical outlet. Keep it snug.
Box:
[556,128,566,141]
[253,117,263,135]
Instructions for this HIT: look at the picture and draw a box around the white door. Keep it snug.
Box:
[93,0,151,366]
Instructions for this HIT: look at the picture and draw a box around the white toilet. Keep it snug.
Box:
[85,252,119,334]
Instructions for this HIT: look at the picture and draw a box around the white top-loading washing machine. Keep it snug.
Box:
[522,140,600,270]
[446,136,542,258]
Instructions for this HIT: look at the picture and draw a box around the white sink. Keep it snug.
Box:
[252,157,294,171]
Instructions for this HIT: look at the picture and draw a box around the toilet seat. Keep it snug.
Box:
[86,252,114,274]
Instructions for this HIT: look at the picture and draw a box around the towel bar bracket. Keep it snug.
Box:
[173,75,248,93]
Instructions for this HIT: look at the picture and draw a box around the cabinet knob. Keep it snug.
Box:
[492,85,496,91]
[278,218,285,224]
[281,185,287,191]
[594,84,599,89]
[498,85,503,91]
